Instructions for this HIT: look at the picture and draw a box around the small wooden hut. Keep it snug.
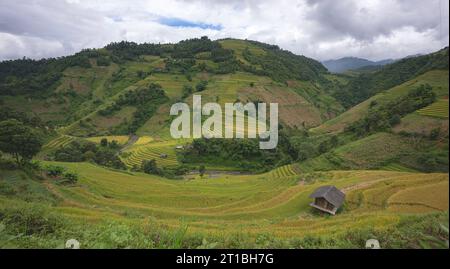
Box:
[309,185,345,215]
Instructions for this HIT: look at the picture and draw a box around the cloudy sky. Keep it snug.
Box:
[0,0,448,61]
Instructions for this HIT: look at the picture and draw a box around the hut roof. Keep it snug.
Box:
[309,185,345,207]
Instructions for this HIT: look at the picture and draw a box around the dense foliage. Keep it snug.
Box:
[53,139,126,170]
[0,51,96,96]
[180,138,291,171]
[98,83,168,133]
[0,119,42,165]
[346,84,436,137]
[242,44,327,82]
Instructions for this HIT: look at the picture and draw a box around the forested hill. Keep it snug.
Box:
[0,37,448,137]
[332,47,449,108]
[0,37,327,97]
[0,37,347,136]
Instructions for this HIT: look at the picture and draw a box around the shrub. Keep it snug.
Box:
[44,165,65,177]
[0,205,64,236]
[100,138,108,147]
[141,159,161,175]
[195,81,208,92]
[63,172,79,184]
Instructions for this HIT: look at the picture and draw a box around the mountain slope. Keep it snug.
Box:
[312,70,449,134]
[332,47,449,108]
[0,37,344,137]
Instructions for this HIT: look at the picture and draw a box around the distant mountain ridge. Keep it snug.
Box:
[322,57,395,73]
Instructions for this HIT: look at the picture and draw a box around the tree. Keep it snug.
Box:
[141,159,160,175]
[83,150,96,161]
[0,119,42,165]
[389,114,401,126]
[196,81,208,92]
[296,142,317,161]
[100,138,108,147]
[329,136,339,148]
[318,140,329,154]
[109,140,119,149]
[182,85,193,98]
[199,165,206,177]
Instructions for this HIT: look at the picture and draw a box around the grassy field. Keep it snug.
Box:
[2,162,447,239]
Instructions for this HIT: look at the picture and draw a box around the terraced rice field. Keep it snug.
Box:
[134,136,154,145]
[40,162,449,237]
[86,135,130,145]
[121,141,180,167]
[267,164,301,178]
[417,99,449,119]
[381,163,418,173]
[42,135,76,151]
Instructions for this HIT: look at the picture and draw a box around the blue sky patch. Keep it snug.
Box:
[158,17,222,30]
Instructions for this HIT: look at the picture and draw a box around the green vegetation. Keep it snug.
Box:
[51,139,126,170]
[97,83,168,133]
[312,70,449,134]
[0,119,42,166]
[345,84,436,137]
[333,47,449,108]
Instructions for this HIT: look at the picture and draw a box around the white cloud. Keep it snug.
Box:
[0,0,448,61]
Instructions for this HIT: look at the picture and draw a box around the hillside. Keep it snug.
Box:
[308,69,448,174]
[312,70,449,134]
[331,47,449,108]
[0,37,344,138]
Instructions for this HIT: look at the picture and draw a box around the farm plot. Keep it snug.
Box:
[121,141,180,167]
[86,136,130,145]
[381,163,418,173]
[417,99,449,119]
[42,135,76,151]
[267,164,300,179]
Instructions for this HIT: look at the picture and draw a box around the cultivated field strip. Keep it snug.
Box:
[42,135,75,151]
[381,163,418,173]
[417,99,449,118]
[85,136,130,145]
[121,141,179,167]
[43,162,449,237]
[267,164,300,178]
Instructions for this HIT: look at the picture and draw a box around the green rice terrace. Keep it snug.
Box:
[0,162,448,248]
